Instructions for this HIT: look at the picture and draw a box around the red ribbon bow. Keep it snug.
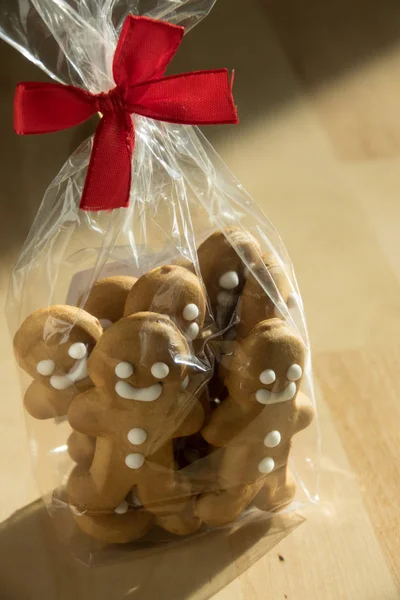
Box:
[14,15,238,211]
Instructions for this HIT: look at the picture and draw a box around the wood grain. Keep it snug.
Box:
[1,0,400,597]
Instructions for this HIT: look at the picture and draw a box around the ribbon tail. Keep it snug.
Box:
[113,15,184,88]
[79,112,134,211]
[126,69,239,125]
[14,82,97,134]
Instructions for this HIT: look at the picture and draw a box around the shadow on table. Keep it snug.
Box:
[0,499,303,600]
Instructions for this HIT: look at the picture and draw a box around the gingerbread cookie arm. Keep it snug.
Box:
[174,396,205,438]
[67,431,96,466]
[24,380,74,419]
[201,398,253,447]
[68,388,109,435]
[293,391,315,434]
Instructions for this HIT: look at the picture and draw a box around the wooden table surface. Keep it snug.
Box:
[1,0,400,598]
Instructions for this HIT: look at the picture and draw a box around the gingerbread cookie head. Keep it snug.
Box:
[225,318,305,409]
[236,253,293,339]
[13,305,103,392]
[124,265,206,342]
[87,312,191,404]
[79,276,137,330]
[196,229,261,329]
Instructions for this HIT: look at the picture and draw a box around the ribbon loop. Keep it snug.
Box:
[14,15,238,211]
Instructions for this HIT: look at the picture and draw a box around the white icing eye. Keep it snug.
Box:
[181,375,189,390]
[219,271,239,290]
[259,369,276,385]
[287,364,302,381]
[115,362,134,379]
[186,322,199,340]
[258,457,275,474]
[125,453,145,469]
[68,342,87,360]
[217,291,235,308]
[99,318,113,330]
[36,359,55,376]
[114,500,129,514]
[264,431,281,448]
[151,362,170,379]
[183,303,199,321]
[127,428,147,445]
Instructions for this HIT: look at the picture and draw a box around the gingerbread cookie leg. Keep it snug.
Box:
[136,443,191,516]
[68,437,149,513]
[195,480,265,528]
[156,497,201,535]
[252,467,296,513]
[73,508,154,544]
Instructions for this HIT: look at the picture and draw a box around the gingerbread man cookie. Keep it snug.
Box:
[196,229,260,330]
[196,318,314,526]
[67,312,205,526]
[236,253,296,340]
[124,265,206,342]
[13,305,102,419]
[79,275,137,330]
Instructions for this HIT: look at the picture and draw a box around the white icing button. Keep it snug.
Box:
[181,375,189,390]
[259,369,276,385]
[217,291,235,308]
[68,342,87,360]
[264,430,281,448]
[287,364,302,381]
[127,427,147,445]
[151,362,170,379]
[114,500,129,514]
[115,361,134,379]
[186,322,199,340]
[99,318,113,330]
[183,303,199,321]
[258,457,275,474]
[219,271,239,290]
[36,359,55,376]
[125,453,145,469]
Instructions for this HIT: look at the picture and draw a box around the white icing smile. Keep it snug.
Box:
[255,381,296,405]
[115,380,162,402]
[48,343,89,390]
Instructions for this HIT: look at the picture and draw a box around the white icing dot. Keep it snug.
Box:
[68,342,87,360]
[264,431,281,448]
[36,359,55,376]
[181,375,189,390]
[259,369,276,385]
[125,453,145,469]
[131,492,142,507]
[186,322,199,340]
[127,428,147,445]
[115,361,134,379]
[219,271,239,290]
[217,291,235,308]
[287,292,300,309]
[151,362,170,379]
[99,318,113,330]
[114,500,129,514]
[287,364,302,381]
[182,303,199,321]
[258,457,275,474]
[256,389,271,404]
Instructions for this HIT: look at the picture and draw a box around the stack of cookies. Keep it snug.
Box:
[13,229,314,544]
